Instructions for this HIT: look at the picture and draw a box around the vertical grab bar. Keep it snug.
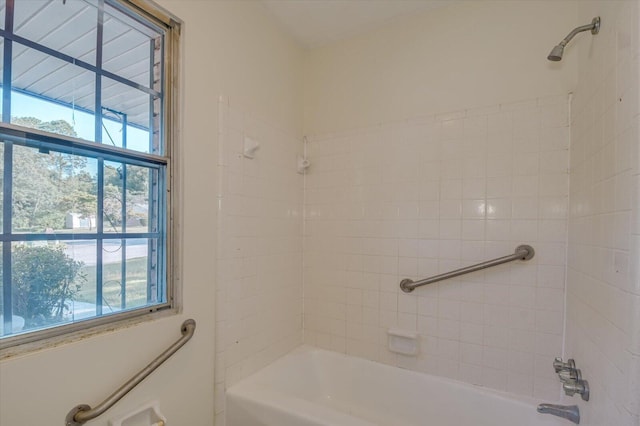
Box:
[65,319,196,426]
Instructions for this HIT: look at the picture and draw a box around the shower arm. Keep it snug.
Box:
[557,17,600,48]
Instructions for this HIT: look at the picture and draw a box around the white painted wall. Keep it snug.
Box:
[0,1,303,425]
[567,1,640,425]
[303,0,579,135]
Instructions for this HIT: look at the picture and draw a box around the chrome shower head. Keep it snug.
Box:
[547,17,600,62]
[547,44,565,61]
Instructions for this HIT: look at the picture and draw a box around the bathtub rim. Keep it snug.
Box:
[226,344,561,410]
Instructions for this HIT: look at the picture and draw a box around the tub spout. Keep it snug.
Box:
[537,403,580,424]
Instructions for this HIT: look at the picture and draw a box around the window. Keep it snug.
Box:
[0,0,180,348]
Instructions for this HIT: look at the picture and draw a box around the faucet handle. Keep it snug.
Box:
[558,366,581,382]
[562,374,590,401]
[553,357,576,373]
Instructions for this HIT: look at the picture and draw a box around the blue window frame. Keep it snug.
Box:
[0,0,180,348]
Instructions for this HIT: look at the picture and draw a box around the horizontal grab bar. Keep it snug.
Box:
[400,245,534,293]
[65,319,196,426]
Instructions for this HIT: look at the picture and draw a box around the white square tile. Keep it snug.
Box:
[487,153,514,177]
[514,152,539,176]
[460,343,483,365]
[487,177,512,198]
[462,220,485,240]
[437,319,460,340]
[482,367,507,391]
[399,239,419,257]
[506,372,534,397]
[539,196,568,219]
[418,316,437,336]
[461,241,485,261]
[418,296,438,317]
[535,310,563,335]
[463,178,486,198]
[463,199,486,219]
[483,347,509,369]
[440,199,463,219]
[398,293,418,314]
[298,97,576,403]
[460,301,484,322]
[398,313,418,330]
[439,219,462,239]
[398,256,418,276]
[441,179,463,199]
[462,157,486,178]
[508,307,536,330]
[539,174,568,197]
[512,175,539,197]
[540,150,568,174]
[484,326,509,348]
[486,198,512,219]
[438,299,461,320]
[419,220,439,238]
[512,198,539,219]
[486,220,511,241]
[459,363,484,385]
[460,322,484,345]
[439,240,461,259]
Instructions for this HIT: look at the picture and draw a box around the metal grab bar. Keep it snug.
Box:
[400,245,534,293]
[65,319,196,426]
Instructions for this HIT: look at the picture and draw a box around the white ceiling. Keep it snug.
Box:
[262,0,458,49]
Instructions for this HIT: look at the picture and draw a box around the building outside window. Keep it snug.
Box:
[0,0,180,348]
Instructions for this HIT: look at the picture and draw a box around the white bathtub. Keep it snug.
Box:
[226,346,566,426]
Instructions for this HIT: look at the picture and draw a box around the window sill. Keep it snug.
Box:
[0,306,179,361]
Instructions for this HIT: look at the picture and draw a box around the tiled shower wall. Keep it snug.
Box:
[303,95,570,400]
[215,97,304,425]
[567,1,640,425]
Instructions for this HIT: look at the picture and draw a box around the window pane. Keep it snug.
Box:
[126,164,153,232]
[65,240,97,320]
[0,0,5,30]
[102,3,162,89]
[0,244,5,335]
[11,241,87,332]
[103,160,123,233]
[14,0,98,65]
[101,239,124,312]
[102,77,154,153]
[12,145,97,234]
[0,37,4,119]
[0,141,4,233]
[103,162,156,233]
[124,240,151,309]
[11,44,96,141]
[100,109,125,149]
[101,239,152,311]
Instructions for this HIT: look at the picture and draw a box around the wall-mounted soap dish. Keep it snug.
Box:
[387,328,419,356]
[109,401,166,426]
[243,135,260,159]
